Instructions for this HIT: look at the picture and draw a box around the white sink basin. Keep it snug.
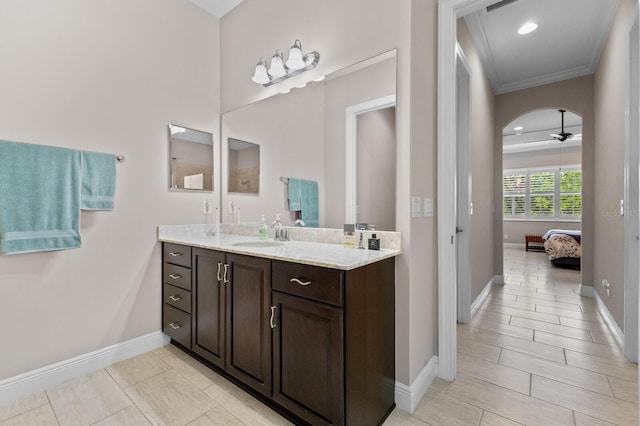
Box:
[232,240,284,248]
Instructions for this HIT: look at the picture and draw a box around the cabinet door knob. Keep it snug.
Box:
[168,322,181,330]
[223,264,230,284]
[169,295,181,302]
[168,252,182,257]
[169,274,181,280]
[290,277,311,286]
[270,306,277,328]
[217,262,222,282]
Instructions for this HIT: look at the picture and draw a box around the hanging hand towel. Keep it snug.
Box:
[300,179,319,228]
[287,178,302,211]
[81,150,116,210]
[0,140,81,255]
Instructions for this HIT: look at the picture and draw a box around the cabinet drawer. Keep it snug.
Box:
[272,260,344,307]
[163,283,192,314]
[163,243,192,268]
[163,304,192,348]
[164,263,192,291]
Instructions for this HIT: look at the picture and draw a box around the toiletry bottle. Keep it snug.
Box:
[258,214,268,239]
[343,224,355,248]
[368,233,380,250]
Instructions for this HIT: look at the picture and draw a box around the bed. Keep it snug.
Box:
[542,229,581,270]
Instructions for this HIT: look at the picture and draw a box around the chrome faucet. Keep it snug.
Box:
[294,219,305,227]
[271,214,288,241]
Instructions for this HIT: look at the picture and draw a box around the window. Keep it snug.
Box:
[503,166,581,220]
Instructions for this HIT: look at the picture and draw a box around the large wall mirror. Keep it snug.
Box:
[228,138,260,194]
[221,49,396,229]
[168,124,214,191]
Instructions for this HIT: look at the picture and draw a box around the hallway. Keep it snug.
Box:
[390,244,638,425]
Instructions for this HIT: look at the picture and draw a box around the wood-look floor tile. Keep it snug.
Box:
[531,375,637,425]
[0,392,48,422]
[151,344,183,359]
[203,386,286,426]
[559,317,610,333]
[126,369,215,426]
[565,350,638,381]
[573,412,617,426]
[428,378,454,394]
[0,404,58,426]
[92,405,151,426]
[469,318,534,340]
[479,411,524,425]
[535,305,604,322]
[382,409,429,425]
[534,286,577,296]
[106,352,169,389]
[47,370,132,426]
[482,305,560,324]
[458,324,480,340]
[496,288,557,301]
[476,330,566,363]
[412,389,483,426]
[484,299,537,312]
[534,331,626,361]
[515,296,582,312]
[498,349,613,396]
[472,310,511,324]
[590,329,621,347]
[509,316,593,341]
[440,373,574,425]
[457,353,530,395]
[457,336,502,363]
[188,405,245,426]
[607,376,638,404]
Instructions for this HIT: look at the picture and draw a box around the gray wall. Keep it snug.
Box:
[0,0,220,379]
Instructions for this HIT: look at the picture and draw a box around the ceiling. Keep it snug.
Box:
[464,0,619,148]
[189,0,243,18]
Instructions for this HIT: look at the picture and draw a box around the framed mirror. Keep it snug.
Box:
[228,137,260,194]
[168,124,214,191]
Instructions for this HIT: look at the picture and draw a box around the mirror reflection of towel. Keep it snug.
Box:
[287,178,301,211]
[300,179,319,228]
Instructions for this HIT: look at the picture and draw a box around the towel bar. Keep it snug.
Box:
[116,155,126,163]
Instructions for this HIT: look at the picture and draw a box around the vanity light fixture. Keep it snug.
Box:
[251,39,320,87]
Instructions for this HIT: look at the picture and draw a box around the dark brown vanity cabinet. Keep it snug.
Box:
[191,247,272,398]
[162,242,395,426]
[271,258,396,426]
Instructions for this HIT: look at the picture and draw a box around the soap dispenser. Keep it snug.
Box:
[368,233,380,250]
[258,214,268,239]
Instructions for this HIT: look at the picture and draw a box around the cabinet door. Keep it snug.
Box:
[225,254,272,398]
[272,291,344,426]
[192,248,226,369]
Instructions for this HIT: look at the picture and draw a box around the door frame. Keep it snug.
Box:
[456,44,472,324]
[437,0,493,382]
[624,6,639,363]
[345,94,397,224]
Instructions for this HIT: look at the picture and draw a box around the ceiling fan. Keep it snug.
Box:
[550,109,574,142]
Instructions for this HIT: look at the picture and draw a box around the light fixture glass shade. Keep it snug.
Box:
[286,40,305,70]
[268,50,287,78]
[252,61,270,84]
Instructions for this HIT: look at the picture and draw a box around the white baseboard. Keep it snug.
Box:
[394,355,438,414]
[470,275,503,319]
[0,331,170,404]
[591,289,625,351]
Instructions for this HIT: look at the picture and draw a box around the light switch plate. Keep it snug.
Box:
[412,196,421,218]
[424,198,434,217]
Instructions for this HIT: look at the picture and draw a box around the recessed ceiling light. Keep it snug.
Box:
[514,126,524,131]
[517,22,538,35]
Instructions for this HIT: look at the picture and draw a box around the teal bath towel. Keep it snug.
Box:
[287,178,302,211]
[300,179,319,228]
[0,140,81,254]
[81,150,116,210]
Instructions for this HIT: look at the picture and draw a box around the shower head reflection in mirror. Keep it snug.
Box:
[168,124,214,192]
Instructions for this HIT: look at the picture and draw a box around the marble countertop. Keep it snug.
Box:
[158,225,401,271]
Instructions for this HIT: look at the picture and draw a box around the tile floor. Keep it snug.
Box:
[0,244,637,425]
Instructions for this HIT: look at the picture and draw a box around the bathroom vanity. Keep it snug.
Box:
[158,225,399,426]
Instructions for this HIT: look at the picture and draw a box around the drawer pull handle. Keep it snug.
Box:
[169,295,181,302]
[223,264,230,284]
[290,278,311,286]
[168,322,181,330]
[270,306,277,328]
[168,252,182,257]
[169,274,181,280]
[217,262,222,282]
